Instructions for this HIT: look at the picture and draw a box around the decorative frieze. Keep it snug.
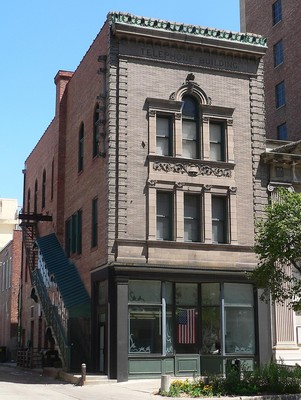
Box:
[153,160,232,177]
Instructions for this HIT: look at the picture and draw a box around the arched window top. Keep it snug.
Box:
[171,77,210,106]
[182,95,199,119]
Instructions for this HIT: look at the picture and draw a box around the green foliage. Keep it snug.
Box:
[250,188,301,310]
[160,363,301,398]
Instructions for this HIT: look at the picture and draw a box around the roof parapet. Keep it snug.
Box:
[108,12,267,48]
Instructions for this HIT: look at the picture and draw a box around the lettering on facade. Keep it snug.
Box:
[120,41,258,74]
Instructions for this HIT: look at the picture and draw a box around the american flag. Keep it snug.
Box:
[177,308,196,344]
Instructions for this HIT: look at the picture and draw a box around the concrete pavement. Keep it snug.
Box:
[0,364,163,399]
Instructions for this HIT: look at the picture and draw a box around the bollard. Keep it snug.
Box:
[81,363,86,383]
[161,374,171,393]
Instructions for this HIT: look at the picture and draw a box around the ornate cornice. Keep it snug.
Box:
[153,160,232,177]
[109,12,267,48]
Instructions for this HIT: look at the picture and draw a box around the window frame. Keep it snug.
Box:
[211,195,228,244]
[65,209,82,256]
[182,95,200,159]
[42,169,46,209]
[91,197,98,248]
[78,123,84,173]
[184,193,201,242]
[209,120,226,162]
[156,115,173,156]
[127,281,256,360]
[156,191,173,241]
[93,104,99,158]
[277,122,287,140]
[274,40,284,67]
[272,0,282,25]
[275,81,286,109]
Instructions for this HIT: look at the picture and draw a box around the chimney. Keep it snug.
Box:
[54,70,73,116]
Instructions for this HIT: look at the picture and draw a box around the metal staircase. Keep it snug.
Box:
[19,213,70,369]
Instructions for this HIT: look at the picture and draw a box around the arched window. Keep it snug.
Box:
[27,189,31,213]
[51,159,54,200]
[42,170,46,209]
[34,180,38,213]
[182,95,199,159]
[78,123,84,172]
[93,104,99,158]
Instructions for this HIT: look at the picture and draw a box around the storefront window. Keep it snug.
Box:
[129,306,162,353]
[201,283,220,354]
[127,281,255,358]
[224,283,255,354]
[176,283,198,352]
[129,280,161,303]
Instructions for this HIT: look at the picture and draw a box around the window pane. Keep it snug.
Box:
[224,283,254,306]
[176,283,198,306]
[166,307,174,353]
[184,219,199,242]
[274,40,284,67]
[183,120,197,140]
[157,192,172,240]
[276,81,285,108]
[129,280,161,303]
[202,283,220,306]
[225,307,255,354]
[157,117,171,156]
[210,122,224,161]
[129,306,162,353]
[212,197,227,243]
[273,0,282,25]
[157,137,170,156]
[184,194,200,242]
[277,123,287,140]
[183,120,197,159]
[201,306,221,354]
[182,95,198,117]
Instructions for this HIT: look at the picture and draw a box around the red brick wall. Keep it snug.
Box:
[23,21,109,296]
[0,229,22,357]
[244,0,301,140]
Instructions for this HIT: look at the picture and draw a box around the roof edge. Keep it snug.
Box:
[108,11,267,48]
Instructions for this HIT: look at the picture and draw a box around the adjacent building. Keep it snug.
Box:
[241,0,301,367]
[19,12,271,381]
[0,229,22,362]
[0,198,19,251]
[241,0,301,141]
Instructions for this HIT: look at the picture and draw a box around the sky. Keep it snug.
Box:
[0,1,240,207]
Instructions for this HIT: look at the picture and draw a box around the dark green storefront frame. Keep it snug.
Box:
[128,355,258,379]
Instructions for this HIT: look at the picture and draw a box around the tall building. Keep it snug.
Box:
[0,198,19,251]
[19,12,271,381]
[241,0,301,141]
[241,0,301,368]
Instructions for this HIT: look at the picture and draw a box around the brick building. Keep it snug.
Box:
[241,0,301,368]
[240,0,301,141]
[0,229,22,362]
[20,12,271,380]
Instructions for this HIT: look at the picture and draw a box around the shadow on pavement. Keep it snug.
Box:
[0,363,69,385]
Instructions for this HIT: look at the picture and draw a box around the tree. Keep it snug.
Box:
[251,188,301,311]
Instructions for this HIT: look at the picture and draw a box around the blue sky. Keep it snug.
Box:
[0,1,240,207]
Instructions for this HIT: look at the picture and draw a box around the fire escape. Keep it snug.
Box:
[19,212,70,369]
